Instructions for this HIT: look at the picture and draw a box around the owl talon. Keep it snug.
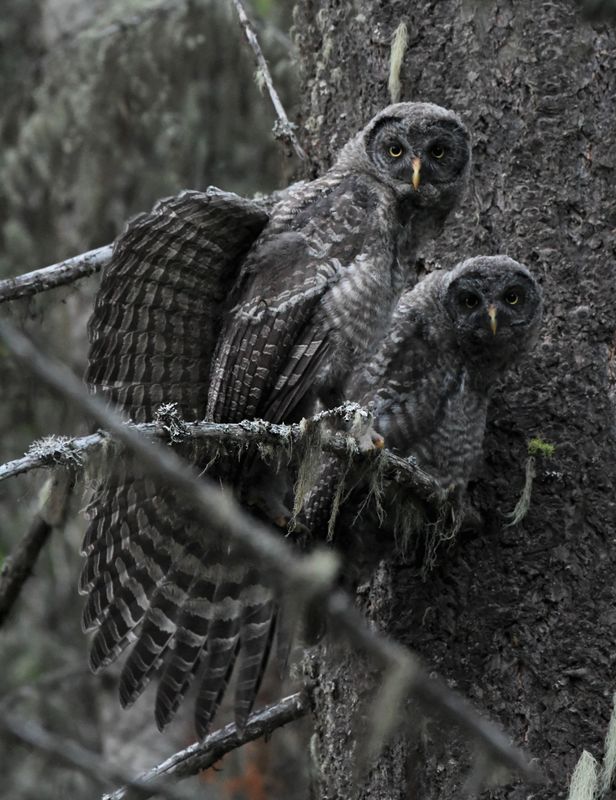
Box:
[354,425,385,453]
[371,431,385,449]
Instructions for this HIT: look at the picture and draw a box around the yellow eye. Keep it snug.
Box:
[463,294,479,309]
[505,291,519,305]
[388,144,403,158]
[431,145,445,159]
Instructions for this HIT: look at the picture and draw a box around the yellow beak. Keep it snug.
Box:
[487,304,497,335]
[411,157,421,191]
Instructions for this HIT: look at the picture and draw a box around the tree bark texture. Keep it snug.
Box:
[294,2,616,798]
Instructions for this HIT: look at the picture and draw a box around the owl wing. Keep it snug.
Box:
[80,188,268,714]
[86,177,387,738]
[86,187,268,421]
[165,180,388,733]
[207,176,380,424]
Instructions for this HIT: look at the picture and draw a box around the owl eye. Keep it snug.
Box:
[461,293,479,309]
[505,291,520,305]
[430,144,446,160]
[388,144,403,158]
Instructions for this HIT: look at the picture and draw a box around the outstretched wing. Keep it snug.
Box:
[207,175,380,425]
[80,188,268,723]
[84,174,390,739]
[87,188,268,420]
[182,177,388,731]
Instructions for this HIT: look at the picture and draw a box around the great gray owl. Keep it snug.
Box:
[303,255,543,549]
[81,102,471,738]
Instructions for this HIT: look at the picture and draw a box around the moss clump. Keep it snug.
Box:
[528,437,555,458]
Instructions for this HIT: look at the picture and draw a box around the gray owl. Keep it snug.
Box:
[81,102,471,738]
[303,255,543,549]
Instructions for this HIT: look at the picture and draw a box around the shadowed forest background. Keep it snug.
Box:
[1,2,306,798]
[2,1,616,799]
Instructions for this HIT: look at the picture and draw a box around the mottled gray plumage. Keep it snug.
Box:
[81,102,471,738]
[81,188,269,726]
[304,256,543,542]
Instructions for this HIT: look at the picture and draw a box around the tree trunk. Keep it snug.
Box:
[294,2,616,797]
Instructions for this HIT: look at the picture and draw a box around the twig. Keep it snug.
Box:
[105,691,309,800]
[0,245,112,304]
[0,713,188,800]
[0,417,440,502]
[231,0,307,162]
[0,468,74,626]
[0,518,53,626]
[0,318,538,787]
[0,432,103,482]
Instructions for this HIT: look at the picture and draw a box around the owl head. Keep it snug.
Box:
[336,102,471,217]
[442,256,543,368]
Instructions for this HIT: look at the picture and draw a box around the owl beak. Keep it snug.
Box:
[411,157,422,190]
[487,304,498,335]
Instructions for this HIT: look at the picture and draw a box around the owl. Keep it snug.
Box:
[81,102,471,738]
[303,255,543,554]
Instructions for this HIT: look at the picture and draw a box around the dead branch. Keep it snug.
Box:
[231,0,307,162]
[0,245,112,304]
[0,318,538,787]
[0,468,74,626]
[0,413,441,502]
[0,713,188,800]
[0,432,103,482]
[0,518,53,626]
[104,691,309,800]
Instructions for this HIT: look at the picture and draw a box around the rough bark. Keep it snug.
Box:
[294,2,616,798]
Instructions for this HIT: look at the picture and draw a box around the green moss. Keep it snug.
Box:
[528,437,555,458]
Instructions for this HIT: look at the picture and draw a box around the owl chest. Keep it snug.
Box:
[420,377,488,488]
[321,235,402,354]
[381,364,487,489]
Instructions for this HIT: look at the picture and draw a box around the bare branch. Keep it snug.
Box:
[0,245,112,304]
[0,432,102,482]
[105,691,309,800]
[0,713,189,800]
[0,518,53,626]
[0,318,539,786]
[0,414,441,503]
[0,468,74,626]
[231,0,307,162]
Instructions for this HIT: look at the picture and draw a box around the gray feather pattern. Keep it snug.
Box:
[304,256,543,547]
[81,103,471,736]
